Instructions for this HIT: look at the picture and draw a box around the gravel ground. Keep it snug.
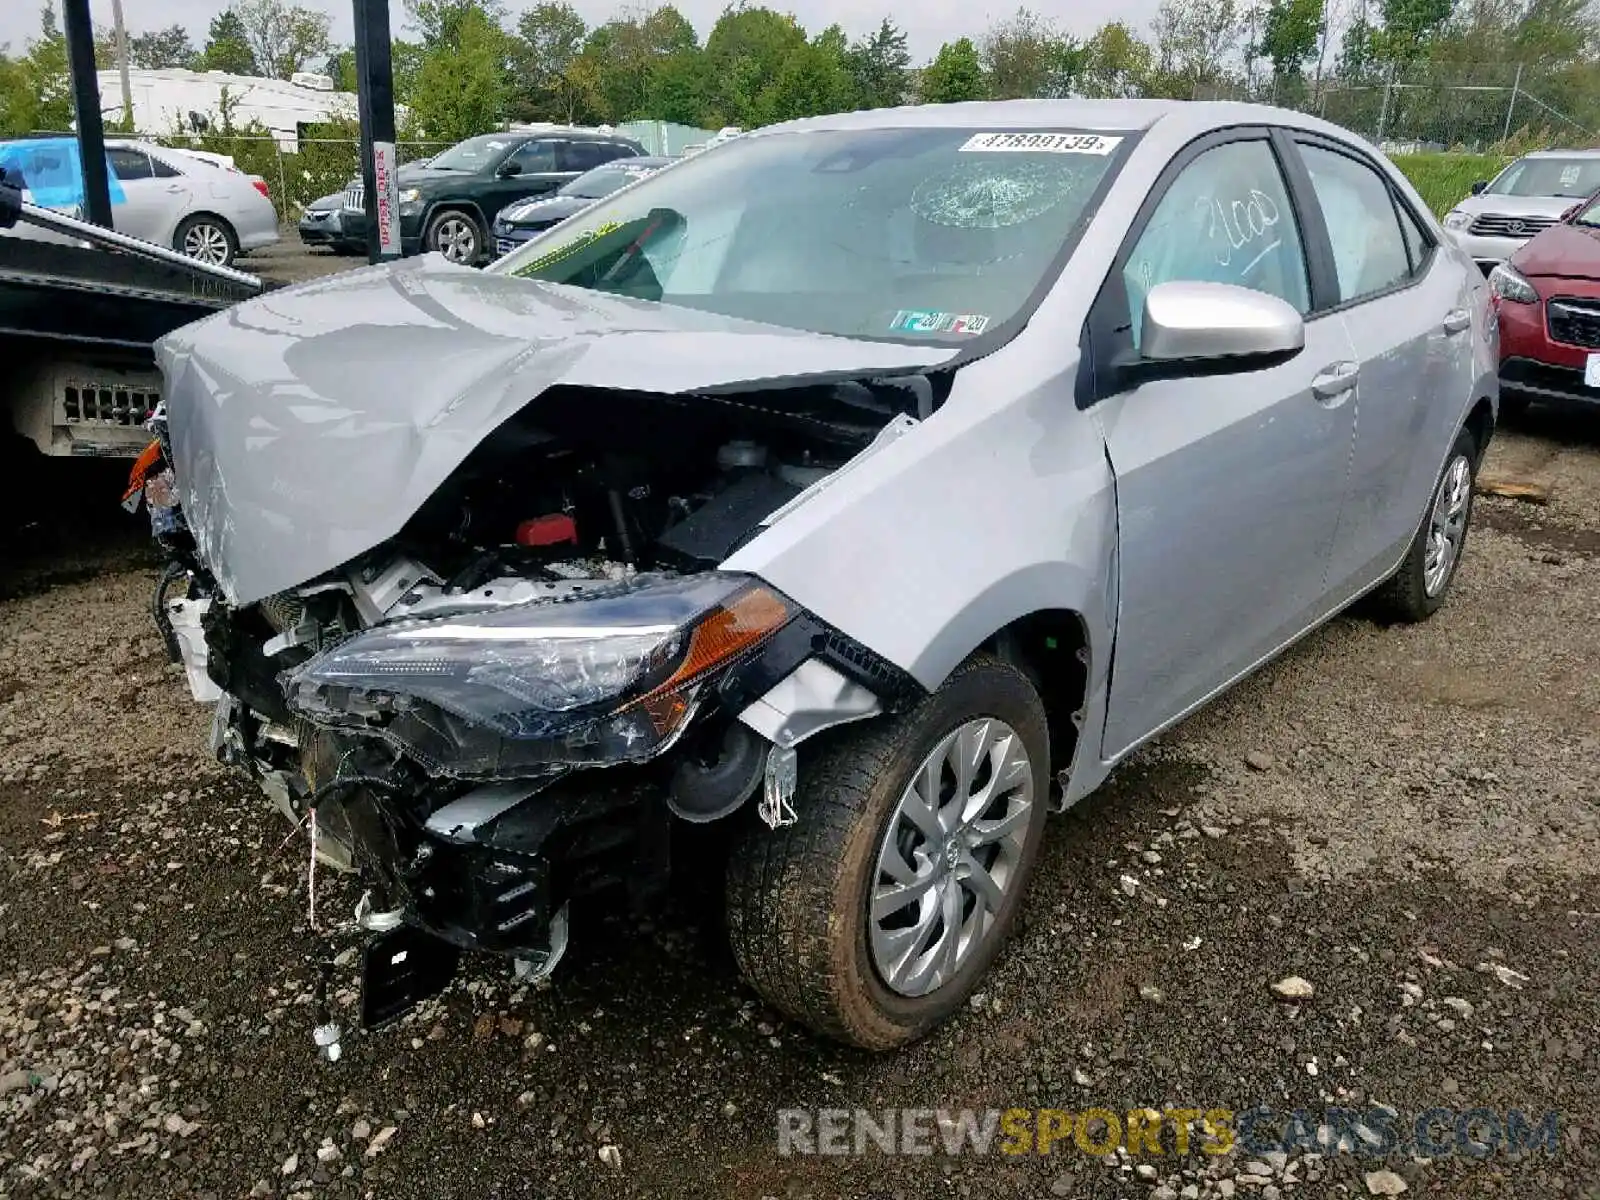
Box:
[245,231,362,287]
[1,410,1597,1200]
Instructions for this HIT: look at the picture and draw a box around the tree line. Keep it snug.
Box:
[2,0,1597,145]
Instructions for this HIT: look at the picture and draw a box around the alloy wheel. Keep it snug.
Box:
[868,717,1036,998]
[432,216,478,264]
[182,222,231,265]
[1424,454,1472,596]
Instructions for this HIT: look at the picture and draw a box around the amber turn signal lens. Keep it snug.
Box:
[634,586,793,731]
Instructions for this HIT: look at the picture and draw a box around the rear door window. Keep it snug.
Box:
[1297,144,1412,303]
[507,139,560,174]
[562,142,613,172]
[107,147,154,181]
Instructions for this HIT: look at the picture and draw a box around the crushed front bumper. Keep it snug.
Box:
[337,769,669,957]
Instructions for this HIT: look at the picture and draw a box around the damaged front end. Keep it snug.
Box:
[160,372,927,1033]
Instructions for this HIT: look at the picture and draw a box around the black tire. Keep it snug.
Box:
[423,208,484,265]
[172,214,238,267]
[725,654,1050,1051]
[1374,427,1478,623]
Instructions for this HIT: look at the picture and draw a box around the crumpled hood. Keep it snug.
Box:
[1512,221,1600,278]
[155,254,952,607]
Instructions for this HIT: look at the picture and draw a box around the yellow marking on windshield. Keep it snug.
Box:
[511,220,623,277]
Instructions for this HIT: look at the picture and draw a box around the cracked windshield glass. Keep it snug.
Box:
[488,128,1130,340]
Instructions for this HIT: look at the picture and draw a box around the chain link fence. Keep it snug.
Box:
[1197,62,1599,152]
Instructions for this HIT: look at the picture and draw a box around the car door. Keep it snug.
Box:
[1287,136,1473,602]
[1091,130,1361,757]
[485,138,569,219]
[106,146,192,246]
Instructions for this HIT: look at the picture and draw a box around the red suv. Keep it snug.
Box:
[1490,187,1600,413]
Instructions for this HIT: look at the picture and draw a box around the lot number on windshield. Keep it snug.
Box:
[959,132,1123,155]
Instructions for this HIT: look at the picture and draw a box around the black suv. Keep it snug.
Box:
[340,128,646,265]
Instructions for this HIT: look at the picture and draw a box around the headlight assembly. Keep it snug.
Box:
[397,187,422,206]
[1443,210,1473,231]
[1488,262,1539,304]
[285,574,796,771]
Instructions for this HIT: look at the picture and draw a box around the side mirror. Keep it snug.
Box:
[1121,281,1305,385]
[1469,180,1488,195]
[497,161,522,178]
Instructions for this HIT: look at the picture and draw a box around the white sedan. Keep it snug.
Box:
[2,138,278,267]
[105,140,279,266]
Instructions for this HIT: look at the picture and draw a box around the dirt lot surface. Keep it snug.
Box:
[1,411,1597,1200]
[246,231,361,287]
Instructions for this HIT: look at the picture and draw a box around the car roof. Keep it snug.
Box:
[757,98,1381,146]
[509,127,640,142]
[1520,148,1600,159]
[766,98,1179,134]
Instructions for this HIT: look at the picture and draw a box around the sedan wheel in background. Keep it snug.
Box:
[173,215,238,267]
[725,655,1050,1050]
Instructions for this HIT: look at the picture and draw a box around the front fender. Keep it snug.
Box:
[722,348,1117,778]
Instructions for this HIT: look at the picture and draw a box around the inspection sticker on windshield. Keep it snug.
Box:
[959,132,1122,155]
[891,310,990,335]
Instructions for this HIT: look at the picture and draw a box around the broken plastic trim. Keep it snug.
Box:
[760,745,798,830]
[737,658,882,750]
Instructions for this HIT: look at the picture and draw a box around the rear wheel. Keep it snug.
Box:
[1374,427,1478,622]
[725,655,1049,1050]
[173,215,238,267]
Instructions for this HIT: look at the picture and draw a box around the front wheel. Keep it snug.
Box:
[725,655,1050,1050]
[1374,427,1478,622]
[424,209,483,265]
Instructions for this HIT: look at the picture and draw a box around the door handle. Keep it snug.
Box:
[1442,308,1471,335]
[1311,361,1359,402]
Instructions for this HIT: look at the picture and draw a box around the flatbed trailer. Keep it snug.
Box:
[2,196,266,458]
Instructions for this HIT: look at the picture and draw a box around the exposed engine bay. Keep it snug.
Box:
[136,376,933,1041]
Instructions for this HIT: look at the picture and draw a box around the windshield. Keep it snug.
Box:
[561,163,659,199]
[427,134,515,173]
[1575,194,1600,228]
[1487,156,1600,198]
[489,127,1130,341]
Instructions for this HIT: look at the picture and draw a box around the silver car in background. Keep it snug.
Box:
[1442,148,1600,271]
[0,138,278,266]
[151,99,1497,1053]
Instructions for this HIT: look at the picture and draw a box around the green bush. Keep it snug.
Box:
[1390,152,1511,217]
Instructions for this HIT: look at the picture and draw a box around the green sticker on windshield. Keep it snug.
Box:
[890,310,990,335]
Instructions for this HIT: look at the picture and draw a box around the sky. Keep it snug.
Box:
[0,0,1159,66]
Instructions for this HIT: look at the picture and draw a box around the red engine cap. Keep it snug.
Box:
[516,514,579,547]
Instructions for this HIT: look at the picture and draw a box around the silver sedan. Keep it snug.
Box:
[155,99,1498,1052]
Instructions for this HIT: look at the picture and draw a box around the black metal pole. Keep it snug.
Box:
[61,0,113,229]
[352,0,400,264]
